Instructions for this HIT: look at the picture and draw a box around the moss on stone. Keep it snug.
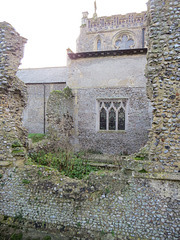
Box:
[28,133,46,143]
[50,86,73,99]
[12,140,22,148]
[22,179,30,184]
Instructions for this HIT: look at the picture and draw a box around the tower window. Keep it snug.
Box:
[97,39,101,50]
[115,35,134,49]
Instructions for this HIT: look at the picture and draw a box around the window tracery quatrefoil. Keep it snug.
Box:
[115,34,134,50]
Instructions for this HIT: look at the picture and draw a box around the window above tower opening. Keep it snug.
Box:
[115,34,135,50]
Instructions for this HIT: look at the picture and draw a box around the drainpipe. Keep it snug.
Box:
[43,84,46,134]
[142,28,145,48]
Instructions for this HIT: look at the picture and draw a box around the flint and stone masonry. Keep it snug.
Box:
[0,1,179,239]
[0,22,27,167]
[145,0,180,167]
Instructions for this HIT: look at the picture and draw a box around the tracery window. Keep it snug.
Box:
[99,99,127,131]
[115,34,134,50]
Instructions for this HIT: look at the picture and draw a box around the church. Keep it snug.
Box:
[17,4,152,154]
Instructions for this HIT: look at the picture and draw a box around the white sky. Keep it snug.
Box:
[0,0,147,69]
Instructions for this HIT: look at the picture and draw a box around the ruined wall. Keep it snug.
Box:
[46,87,74,150]
[145,0,180,167]
[0,166,179,239]
[0,22,27,167]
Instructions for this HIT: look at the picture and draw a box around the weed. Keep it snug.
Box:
[0,173,3,179]
[63,86,73,99]
[28,150,98,179]
[111,230,115,237]
[134,156,145,160]
[28,133,46,143]
[43,236,51,240]
[77,222,81,227]
[138,169,148,173]
[14,212,23,222]
[10,232,23,240]
[12,140,22,148]
[100,230,105,236]
[105,188,110,195]
[22,179,30,184]
[12,149,24,154]
[38,170,42,176]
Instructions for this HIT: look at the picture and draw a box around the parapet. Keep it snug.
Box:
[77,11,147,52]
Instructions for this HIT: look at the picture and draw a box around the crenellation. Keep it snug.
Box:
[86,12,147,33]
[77,11,147,52]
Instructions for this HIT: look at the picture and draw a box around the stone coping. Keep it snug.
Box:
[68,48,147,60]
[133,172,180,181]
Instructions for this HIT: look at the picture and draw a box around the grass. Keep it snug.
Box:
[10,232,23,240]
[22,179,30,184]
[28,133,46,143]
[138,169,148,173]
[134,156,145,160]
[28,150,98,179]
[86,149,103,154]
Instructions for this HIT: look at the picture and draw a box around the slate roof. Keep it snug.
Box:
[17,67,67,84]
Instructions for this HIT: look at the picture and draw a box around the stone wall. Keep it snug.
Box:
[17,67,67,133]
[23,83,66,134]
[46,87,74,150]
[0,22,27,167]
[68,54,152,154]
[77,11,147,52]
[0,166,179,239]
[145,0,180,167]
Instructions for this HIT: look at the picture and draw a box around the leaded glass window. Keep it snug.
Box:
[98,99,127,131]
[109,108,116,130]
[100,108,106,130]
[118,108,125,130]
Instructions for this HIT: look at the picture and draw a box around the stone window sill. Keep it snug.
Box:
[97,130,127,133]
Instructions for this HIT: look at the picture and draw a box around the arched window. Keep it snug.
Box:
[118,108,125,130]
[99,100,127,131]
[97,39,101,51]
[100,108,106,130]
[109,108,116,130]
[115,34,134,50]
